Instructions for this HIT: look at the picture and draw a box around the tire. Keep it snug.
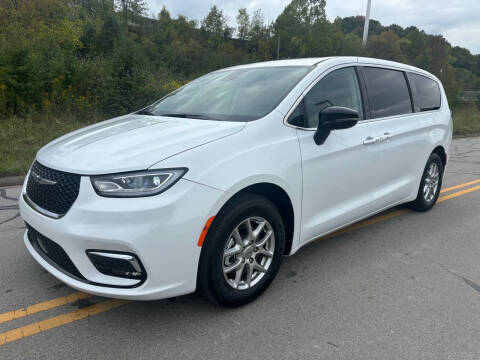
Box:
[409,153,443,212]
[197,193,286,307]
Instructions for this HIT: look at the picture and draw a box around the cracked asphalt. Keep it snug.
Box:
[1,136,480,359]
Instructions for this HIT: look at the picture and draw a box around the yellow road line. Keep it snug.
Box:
[441,178,480,193]
[438,184,480,202]
[2,178,480,347]
[318,179,480,242]
[0,299,130,346]
[0,292,91,325]
[320,209,410,241]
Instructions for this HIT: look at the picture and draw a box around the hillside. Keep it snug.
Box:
[0,0,479,176]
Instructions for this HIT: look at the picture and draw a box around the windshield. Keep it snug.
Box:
[144,66,312,122]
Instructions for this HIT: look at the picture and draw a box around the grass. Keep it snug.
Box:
[452,106,480,135]
[0,113,100,176]
[1,106,480,177]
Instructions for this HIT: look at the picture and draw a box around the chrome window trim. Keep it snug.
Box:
[358,61,441,84]
[283,62,359,131]
[359,62,444,114]
[355,111,442,124]
[283,61,443,131]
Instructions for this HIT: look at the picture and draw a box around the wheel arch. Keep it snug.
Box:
[237,183,295,255]
[209,182,296,255]
[432,145,447,168]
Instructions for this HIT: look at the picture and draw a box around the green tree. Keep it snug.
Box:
[115,0,146,24]
[75,0,114,17]
[97,13,120,54]
[79,21,97,56]
[158,6,171,23]
[0,0,477,125]
[367,31,406,62]
[201,5,228,38]
[388,24,404,38]
[451,46,478,76]
[249,9,265,41]
[275,0,327,58]
[236,8,250,41]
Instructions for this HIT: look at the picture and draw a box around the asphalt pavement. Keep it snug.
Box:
[1,136,480,359]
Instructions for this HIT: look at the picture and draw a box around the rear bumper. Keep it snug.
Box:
[20,176,224,300]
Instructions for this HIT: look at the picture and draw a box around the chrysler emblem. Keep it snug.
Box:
[31,171,57,185]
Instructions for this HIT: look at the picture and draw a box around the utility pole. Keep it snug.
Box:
[362,0,371,48]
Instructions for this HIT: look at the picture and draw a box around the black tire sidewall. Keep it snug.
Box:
[198,193,285,307]
[415,153,444,211]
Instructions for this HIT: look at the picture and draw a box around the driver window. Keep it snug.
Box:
[304,67,363,128]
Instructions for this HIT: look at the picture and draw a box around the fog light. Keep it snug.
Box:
[86,251,146,281]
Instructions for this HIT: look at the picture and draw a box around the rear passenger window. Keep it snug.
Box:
[408,73,441,112]
[363,67,412,119]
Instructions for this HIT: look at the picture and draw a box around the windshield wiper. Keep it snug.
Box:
[137,110,217,120]
[158,113,215,120]
[136,109,155,116]
[420,106,440,112]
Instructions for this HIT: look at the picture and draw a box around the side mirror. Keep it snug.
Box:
[314,106,359,145]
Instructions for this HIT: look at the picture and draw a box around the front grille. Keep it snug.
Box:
[26,161,80,217]
[27,225,85,281]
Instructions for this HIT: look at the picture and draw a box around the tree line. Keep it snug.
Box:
[0,0,478,120]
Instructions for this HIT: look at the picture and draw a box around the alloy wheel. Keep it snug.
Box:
[222,216,275,290]
[423,162,440,202]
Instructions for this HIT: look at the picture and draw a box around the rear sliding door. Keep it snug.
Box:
[360,66,433,206]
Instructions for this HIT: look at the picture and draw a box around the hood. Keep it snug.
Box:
[36,115,246,175]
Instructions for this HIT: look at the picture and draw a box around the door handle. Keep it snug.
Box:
[363,136,378,145]
[378,132,393,142]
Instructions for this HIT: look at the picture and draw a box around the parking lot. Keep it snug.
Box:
[1,136,480,359]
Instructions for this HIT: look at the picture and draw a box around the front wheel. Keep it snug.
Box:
[197,193,285,307]
[409,153,443,212]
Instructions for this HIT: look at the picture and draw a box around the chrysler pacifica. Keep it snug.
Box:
[20,57,452,306]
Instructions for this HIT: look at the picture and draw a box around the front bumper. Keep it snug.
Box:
[20,176,224,300]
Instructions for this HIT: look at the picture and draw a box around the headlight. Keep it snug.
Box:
[90,168,187,197]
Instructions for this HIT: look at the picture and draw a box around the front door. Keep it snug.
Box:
[294,66,382,243]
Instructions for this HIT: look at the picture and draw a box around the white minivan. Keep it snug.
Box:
[20,57,452,307]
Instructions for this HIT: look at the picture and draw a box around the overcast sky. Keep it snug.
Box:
[145,0,480,54]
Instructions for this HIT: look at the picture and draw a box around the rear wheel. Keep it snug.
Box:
[197,193,285,307]
[409,153,443,212]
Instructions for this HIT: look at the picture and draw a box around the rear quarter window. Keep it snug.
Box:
[363,67,413,119]
[408,73,441,112]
